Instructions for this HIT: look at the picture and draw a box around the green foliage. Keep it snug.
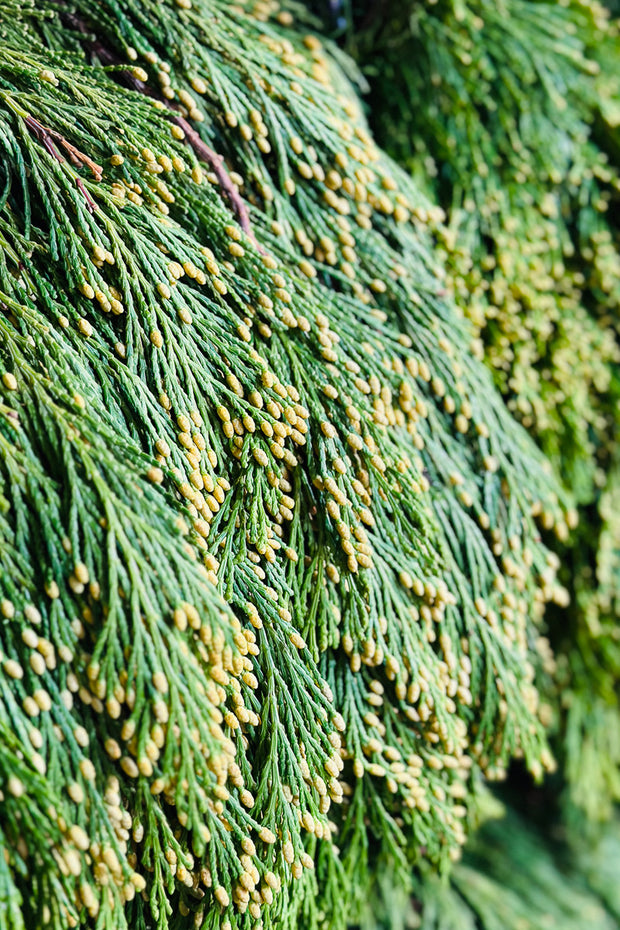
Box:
[414,804,620,930]
[0,1,575,928]
[335,0,620,826]
[344,797,620,930]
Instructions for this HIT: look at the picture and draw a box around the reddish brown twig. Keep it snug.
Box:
[59,138,103,181]
[25,115,103,181]
[25,115,64,163]
[75,177,97,212]
[172,115,265,255]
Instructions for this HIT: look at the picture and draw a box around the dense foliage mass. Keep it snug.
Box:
[327,0,620,826]
[0,1,617,929]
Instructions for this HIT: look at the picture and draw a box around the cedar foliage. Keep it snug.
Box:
[311,0,620,926]
[329,0,620,829]
[0,1,615,929]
